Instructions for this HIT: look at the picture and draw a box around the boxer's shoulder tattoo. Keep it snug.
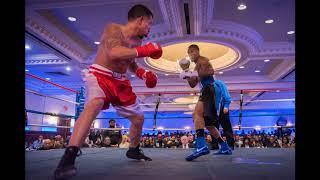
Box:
[101,23,123,49]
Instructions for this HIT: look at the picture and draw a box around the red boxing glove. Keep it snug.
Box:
[135,42,163,59]
[136,68,158,88]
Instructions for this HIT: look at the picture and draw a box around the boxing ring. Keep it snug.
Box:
[25,73,295,180]
[26,148,294,180]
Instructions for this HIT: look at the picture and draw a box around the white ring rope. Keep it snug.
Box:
[26,89,80,105]
[139,98,295,106]
[26,123,295,131]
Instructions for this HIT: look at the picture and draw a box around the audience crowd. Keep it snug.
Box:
[26,128,295,151]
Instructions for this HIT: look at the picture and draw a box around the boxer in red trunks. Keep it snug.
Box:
[54,4,162,180]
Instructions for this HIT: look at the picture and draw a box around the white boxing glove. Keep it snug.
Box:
[179,70,198,79]
[179,58,191,70]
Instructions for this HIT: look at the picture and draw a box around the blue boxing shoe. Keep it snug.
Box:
[213,141,232,155]
[185,137,210,161]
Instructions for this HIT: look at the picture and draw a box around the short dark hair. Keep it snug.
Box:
[188,44,199,50]
[109,119,115,123]
[128,4,153,21]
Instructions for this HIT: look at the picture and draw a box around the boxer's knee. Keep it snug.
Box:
[130,114,144,127]
[85,98,105,110]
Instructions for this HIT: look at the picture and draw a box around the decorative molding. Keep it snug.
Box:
[158,0,171,27]
[26,0,146,10]
[253,42,295,57]
[193,0,212,35]
[206,0,214,26]
[26,53,59,60]
[26,16,85,61]
[268,60,295,81]
[26,53,69,65]
[158,0,183,37]
[193,0,202,35]
[26,59,69,65]
[204,21,263,54]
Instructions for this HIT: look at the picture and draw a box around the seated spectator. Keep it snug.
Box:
[94,137,102,148]
[42,139,54,150]
[180,135,189,149]
[281,136,291,148]
[83,136,90,148]
[102,136,111,147]
[53,135,64,149]
[171,136,179,148]
[165,137,174,148]
[144,139,153,148]
[65,135,71,146]
[119,135,130,148]
[290,137,295,147]
[261,135,268,147]
[157,133,163,148]
[30,135,44,150]
[103,119,122,147]
[234,135,243,148]
[266,135,280,148]
[250,139,255,147]
[243,138,250,148]
[187,134,194,148]
[162,136,169,148]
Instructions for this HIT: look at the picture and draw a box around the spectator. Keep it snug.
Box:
[144,139,153,148]
[266,135,280,148]
[30,135,44,150]
[53,135,64,149]
[187,134,194,148]
[181,135,189,149]
[243,138,250,148]
[119,135,130,148]
[42,138,54,150]
[94,137,102,148]
[103,119,122,147]
[83,136,90,148]
[234,135,243,148]
[65,135,71,146]
[290,137,295,147]
[89,129,97,143]
[281,136,291,148]
[102,136,111,147]
[157,133,163,148]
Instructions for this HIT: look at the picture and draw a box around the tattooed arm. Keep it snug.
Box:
[100,24,137,60]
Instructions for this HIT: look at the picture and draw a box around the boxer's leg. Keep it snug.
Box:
[206,124,232,155]
[54,70,107,180]
[114,101,152,161]
[69,98,104,147]
[54,98,105,180]
[185,101,210,161]
[126,113,152,161]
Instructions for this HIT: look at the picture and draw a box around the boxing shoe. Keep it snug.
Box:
[54,146,82,180]
[213,141,232,155]
[126,145,152,161]
[185,145,210,161]
[210,141,219,150]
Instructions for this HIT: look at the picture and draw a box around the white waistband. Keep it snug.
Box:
[89,64,127,80]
